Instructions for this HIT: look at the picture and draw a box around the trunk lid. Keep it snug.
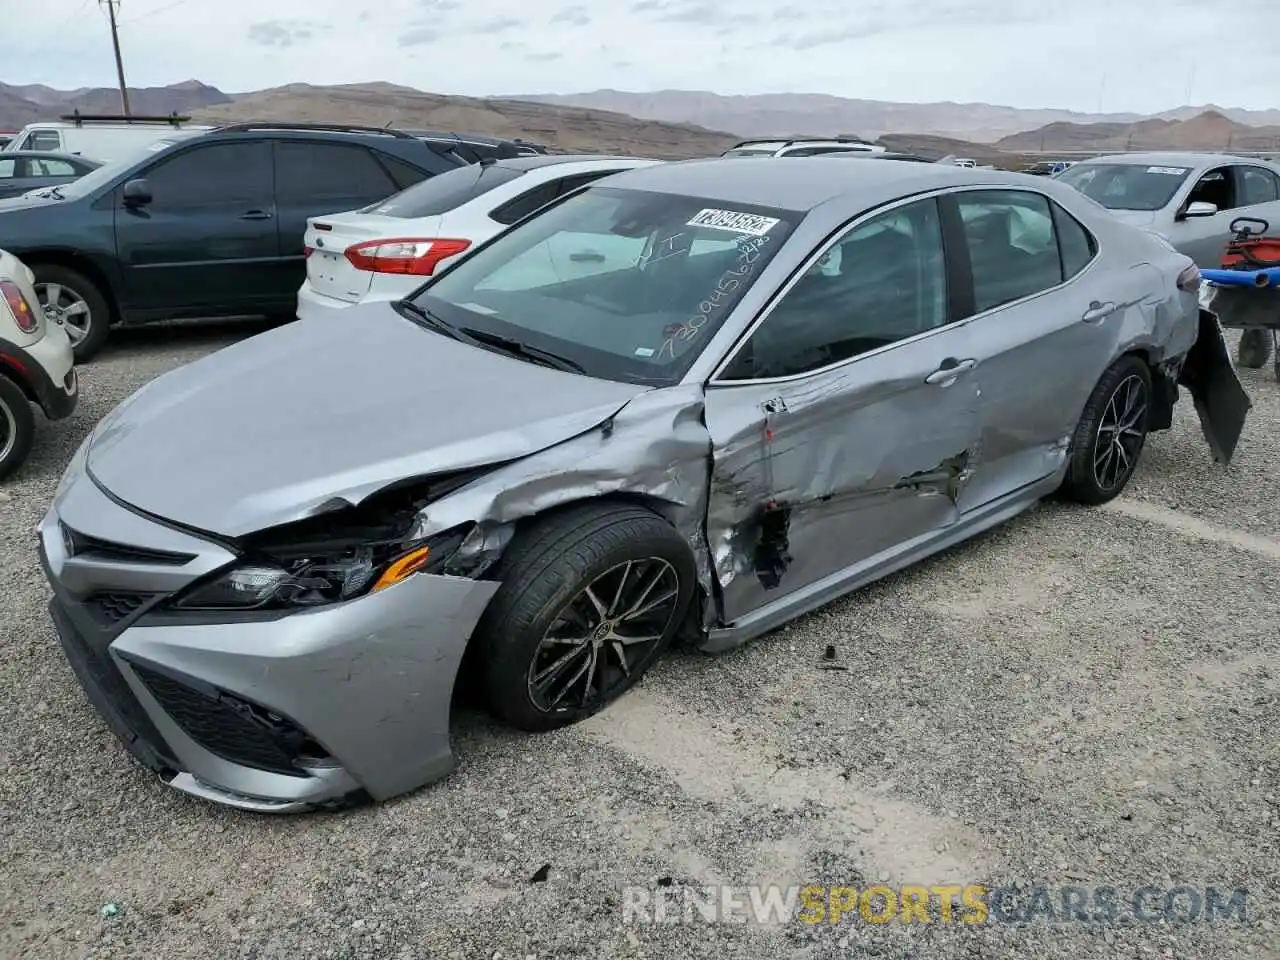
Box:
[304,212,442,304]
[86,303,647,537]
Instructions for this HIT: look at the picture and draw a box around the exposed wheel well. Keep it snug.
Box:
[19,251,119,325]
[0,365,36,406]
[1120,346,1177,432]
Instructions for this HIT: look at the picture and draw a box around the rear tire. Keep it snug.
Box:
[472,503,695,733]
[0,376,35,482]
[1060,355,1152,505]
[32,264,111,363]
[1237,329,1272,369]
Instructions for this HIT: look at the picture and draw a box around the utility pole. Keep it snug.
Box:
[100,0,131,116]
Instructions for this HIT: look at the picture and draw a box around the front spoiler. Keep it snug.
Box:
[1179,309,1251,465]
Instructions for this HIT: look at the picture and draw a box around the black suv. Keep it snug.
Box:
[0,122,500,360]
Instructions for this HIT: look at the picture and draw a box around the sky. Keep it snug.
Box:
[5,0,1277,114]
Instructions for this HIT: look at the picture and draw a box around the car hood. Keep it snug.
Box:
[0,194,61,213]
[85,305,649,537]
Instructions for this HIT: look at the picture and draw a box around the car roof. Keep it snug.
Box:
[599,156,1033,213]
[1074,152,1277,168]
[494,154,657,171]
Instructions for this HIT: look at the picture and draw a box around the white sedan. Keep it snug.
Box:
[297,155,660,319]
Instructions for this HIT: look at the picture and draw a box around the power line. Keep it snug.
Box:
[120,0,196,24]
[99,0,131,115]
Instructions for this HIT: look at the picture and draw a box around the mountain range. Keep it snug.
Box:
[1,80,1277,161]
[512,89,1280,144]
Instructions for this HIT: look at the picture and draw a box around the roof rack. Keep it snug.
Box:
[213,121,418,140]
[60,110,192,127]
[729,136,878,149]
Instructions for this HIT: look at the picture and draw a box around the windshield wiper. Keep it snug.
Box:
[393,300,475,343]
[458,326,587,375]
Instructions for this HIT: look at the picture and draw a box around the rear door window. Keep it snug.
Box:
[489,181,561,225]
[361,163,525,217]
[376,153,436,191]
[274,141,399,204]
[955,190,1067,312]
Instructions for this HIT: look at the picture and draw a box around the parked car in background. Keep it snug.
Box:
[1,113,214,162]
[0,151,102,199]
[0,122,472,360]
[39,158,1247,812]
[722,137,885,158]
[404,130,550,162]
[826,151,934,163]
[297,154,659,319]
[0,248,76,479]
[1054,152,1280,266]
[1024,160,1074,176]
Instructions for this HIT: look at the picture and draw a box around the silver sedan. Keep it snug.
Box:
[41,158,1249,811]
[1054,151,1280,267]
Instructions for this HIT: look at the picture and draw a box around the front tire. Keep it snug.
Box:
[32,264,111,363]
[0,376,36,482]
[473,503,695,732]
[1060,355,1152,505]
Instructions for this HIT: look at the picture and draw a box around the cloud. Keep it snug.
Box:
[656,3,720,24]
[472,16,522,33]
[397,26,439,47]
[246,19,321,48]
[7,0,1276,118]
[784,23,888,49]
[526,52,564,62]
[550,5,590,25]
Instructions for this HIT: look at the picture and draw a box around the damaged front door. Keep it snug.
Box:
[702,195,982,627]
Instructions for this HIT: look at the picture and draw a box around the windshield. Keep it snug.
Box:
[1054,162,1192,211]
[358,162,525,217]
[412,185,799,386]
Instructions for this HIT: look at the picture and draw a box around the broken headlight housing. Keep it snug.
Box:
[171,519,474,613]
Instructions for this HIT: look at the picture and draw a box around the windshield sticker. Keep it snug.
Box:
[1147,166,1188,175]
[634,346,656,358]
[656,235,771,360]
[686,208,780,236]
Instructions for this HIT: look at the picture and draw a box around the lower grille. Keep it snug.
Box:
[49,600,179,775]
[84,591,151,626]
[132,665,310,778]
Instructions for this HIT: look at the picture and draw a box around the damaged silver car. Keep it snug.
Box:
[40,158,1250,812]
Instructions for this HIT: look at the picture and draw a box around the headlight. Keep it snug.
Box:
[172,525,471,613]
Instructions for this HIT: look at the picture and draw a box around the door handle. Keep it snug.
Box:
[1081,300,1117,323]
[240,209,273,220]
[569,251,605,263]
[925,357,976,385]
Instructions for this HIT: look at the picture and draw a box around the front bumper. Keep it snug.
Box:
[39,464,499,812]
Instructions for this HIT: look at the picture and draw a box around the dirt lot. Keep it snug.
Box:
[1,321,1277,960]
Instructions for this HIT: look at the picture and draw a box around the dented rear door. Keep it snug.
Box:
[703,324,981,626]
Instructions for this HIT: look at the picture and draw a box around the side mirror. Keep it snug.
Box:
[1180,200,1218,219]
[122,178,152,207]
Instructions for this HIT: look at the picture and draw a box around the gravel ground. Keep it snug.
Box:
[1,321,1277,960]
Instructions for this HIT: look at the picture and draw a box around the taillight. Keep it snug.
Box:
[344,238,472,276]
[1177,263,1201,292]
[0,280,38,334]
[303,246,313,258]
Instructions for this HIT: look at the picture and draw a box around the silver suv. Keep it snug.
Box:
[721,137,885,158]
